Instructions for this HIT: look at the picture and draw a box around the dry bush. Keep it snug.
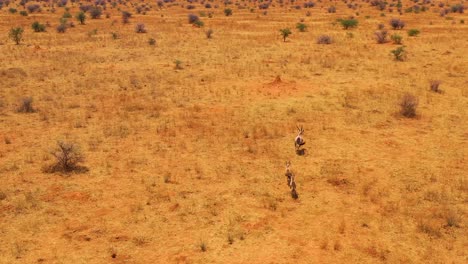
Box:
[43,141,87,173]
[399,93,418,118]
[429,80,442,93]
[17,97,35,113]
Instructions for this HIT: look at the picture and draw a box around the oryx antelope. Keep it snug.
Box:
[285,161,299,199]
[294,125,305,150]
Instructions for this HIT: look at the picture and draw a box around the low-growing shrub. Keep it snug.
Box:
[57,23,67,33]
[391,46,406,61]
[391,34,403,44]
[76,11,86,24]
[17,97,35,113]
[390,18,405,29]
[135,23,147,33]
[296,23,307,32]
[193,20,204,27]
[89,7,102,19]
[340,18,358,29]
[122,11,132,24]
[375,30,388,43]
[148,38,156,45]
[400,93,418,118]
[224,8,232,16]
[44,141,87,173]
[188,14,199,24]
[19,11,28,16]
[328,6,336,13]
[32,22,46,32]
[407,29,420,36]
[317,35,332,44]
[26,4,41,13]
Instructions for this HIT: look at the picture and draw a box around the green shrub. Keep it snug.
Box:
[19,11,28,16]
[391,46,406,61]
[339,18,358,29]
[76,11,86,24]
[9,8,17,14]
[224,8,232,16]
[280,28,292,42]
[296,23,307,32]
[9,27,24,45]
[407,29,420,36]
[391,34,403,44]
[193,20,204,28]
[32,22,46,32]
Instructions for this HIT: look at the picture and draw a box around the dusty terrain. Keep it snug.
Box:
[0,0,467,263]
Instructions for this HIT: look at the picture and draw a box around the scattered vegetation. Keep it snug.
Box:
[390,18,405,29]
[375,30,388,43]
[76,11,86,25]
[429,80,442,93]
[391,34,403,44]
[205,28,214,39]
[135,23,147,33]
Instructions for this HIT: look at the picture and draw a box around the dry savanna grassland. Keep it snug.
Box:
[0,0,467,263]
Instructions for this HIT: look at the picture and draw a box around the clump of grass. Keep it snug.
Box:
[399,93,418,118]
[148,38,156,46]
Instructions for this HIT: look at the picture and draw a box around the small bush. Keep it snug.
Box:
[188,14,199,24]
[205,28,213,39]
[280,28,292,42]
[122,11,132,24]
[391,46,406,61]
[44,141,86,173]
[76,11,86,24]
[8,27,24,45]
[17,97,35,113]
[399,93,418,118]
[390,18,405,29]
[296,23,307,32]
[317,35,332,44]
[174,60,183,70]
[224,8,232,16]
[57,23,67,33]
[407,29,420,36]
[375,30,388,43]
[26,4,41,13]
[328,6,336,13]
[32,22,46,32]
[9,8,17,14]
[148,38,156,45]
[89,7,102,19]
[135,23,147,33]
[193,20,204,27]
[391,34,403,44]
[19,11,28,16]
[62,12,72,19]
[429,80,442,93]
[340,18,358,29]
[199,241,207,252]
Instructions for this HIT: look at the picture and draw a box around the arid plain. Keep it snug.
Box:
[0,0,467,263]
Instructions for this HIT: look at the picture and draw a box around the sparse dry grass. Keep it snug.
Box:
[0,0,467,263]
